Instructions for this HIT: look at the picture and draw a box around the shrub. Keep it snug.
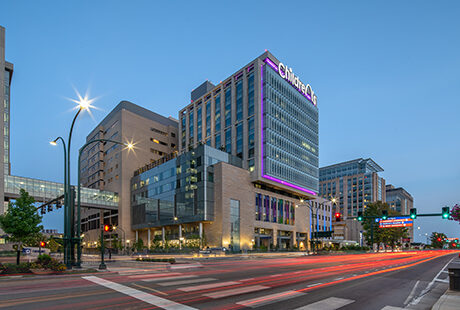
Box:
[136,257,175,264]
[1,262,31,274]
[33,254,66,271]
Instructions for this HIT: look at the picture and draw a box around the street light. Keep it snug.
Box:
[50,92,95,269]
[76,139,134,267]
[50,136,69,267]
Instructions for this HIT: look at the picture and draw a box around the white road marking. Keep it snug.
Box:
[380,306,405,310]
[178,281,240,292]
[203,285,269,299]
[334,277,344,280]
[129,273,182,279]
[409,256,456,306]
[307,283,322,287]
[236,290,306,308]
[158,278,216,286]
[403,280,420,305]
[142,275,197,282]
[82,275,196,310]
[169,264,203,270]
[294,297,355,310]
[240,277,256,282]
[434,278,449,283]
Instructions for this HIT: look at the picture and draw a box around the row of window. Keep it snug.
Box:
[255,193,295,225]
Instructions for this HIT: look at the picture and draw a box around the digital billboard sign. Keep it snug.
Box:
[379,217,413,228]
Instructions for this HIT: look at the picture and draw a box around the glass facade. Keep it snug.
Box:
[197,106,202,142]
[230,199,240,252]
[262,64,319,193]
[236,80,243,122]
[205,101,211,138]
[131,145,240,229]
[254,192,295,225]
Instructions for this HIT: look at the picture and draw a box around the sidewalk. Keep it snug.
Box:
[431,289,460,310]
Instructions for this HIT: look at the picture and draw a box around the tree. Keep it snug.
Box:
[362,201,408,251]
[451,204,460,224]
[0,189,43,264]
[430,232,447,248]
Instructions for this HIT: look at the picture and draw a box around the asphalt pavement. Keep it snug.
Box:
[0,250,458,310]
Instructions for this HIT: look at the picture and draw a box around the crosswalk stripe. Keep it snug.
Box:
[129,273,182,279]
[294,297,355,310]
[83,276,196,310]
[142,275,197,282]
[236,290,306,308]
[178,281,240,292]
[380,306,405,310]
[158,278,216,286]
[203,285,269,299]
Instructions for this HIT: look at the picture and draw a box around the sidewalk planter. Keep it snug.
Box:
[448,268,460,291]
[30,269,55,275]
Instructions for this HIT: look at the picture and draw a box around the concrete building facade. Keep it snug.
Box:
[80,101,178,245]
[385,184,413,215]
[0,26,13,216]
[179,50,319,199]
[131,145,331,251]
[319,158,386,242]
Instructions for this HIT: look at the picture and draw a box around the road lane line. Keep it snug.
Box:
[293,297,354,310]
[203,285,269,299]
[236,290,306,308]
[178,281,240,292]
[129,273,182,279]
[142,275,197,282]
[380,306,405,310]
[158,278,216,286]
[307,283,322,287]
[403,280,419,305]
[82,276,196,310]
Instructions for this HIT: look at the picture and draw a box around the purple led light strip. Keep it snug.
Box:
[264,57,314,104]
[260,64,317,196]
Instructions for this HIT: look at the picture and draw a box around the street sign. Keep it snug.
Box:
[379,217,413,228]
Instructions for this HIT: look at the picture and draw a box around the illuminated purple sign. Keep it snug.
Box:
[263,58,317,106]
[260,64,317,196]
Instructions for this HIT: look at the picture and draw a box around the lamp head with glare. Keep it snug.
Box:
[50,141,57,146]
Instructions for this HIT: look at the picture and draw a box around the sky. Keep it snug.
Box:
[1,1,459,241]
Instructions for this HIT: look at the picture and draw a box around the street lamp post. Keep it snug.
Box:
[76,139,133,267]
[301,200,318,254]
[50,137,69,267]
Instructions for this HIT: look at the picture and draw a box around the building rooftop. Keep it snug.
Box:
[96,100,178,129]
[320,158,384,173]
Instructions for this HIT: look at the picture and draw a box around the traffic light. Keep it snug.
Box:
[39,241,46,247]
[437,237,442,242]
[382,210,388,220]
[55,200,62,209]
[357,211,363,221]
[47,205,53,212]
[442,207,450,219]
[410,208,417,219]
[335,213,341,222]
[40,206,46,215]
[103,225,113,232]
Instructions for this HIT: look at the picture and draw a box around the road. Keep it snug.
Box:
[0,250,458,310]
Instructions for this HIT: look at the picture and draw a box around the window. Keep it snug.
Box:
[236,80,243,121]
[236,123,243,158]
[215,95,221,132]
[225,87,232,127]
[248,73,254,116]
[225,128,231,153]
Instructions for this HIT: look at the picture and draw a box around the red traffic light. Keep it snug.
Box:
[104,225,110,232]
[39,241,46,247]
[335,213,342,222]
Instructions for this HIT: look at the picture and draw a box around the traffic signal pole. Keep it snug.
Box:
[99,226,106,270]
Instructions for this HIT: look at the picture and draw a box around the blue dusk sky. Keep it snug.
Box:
[1,1,459,241]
